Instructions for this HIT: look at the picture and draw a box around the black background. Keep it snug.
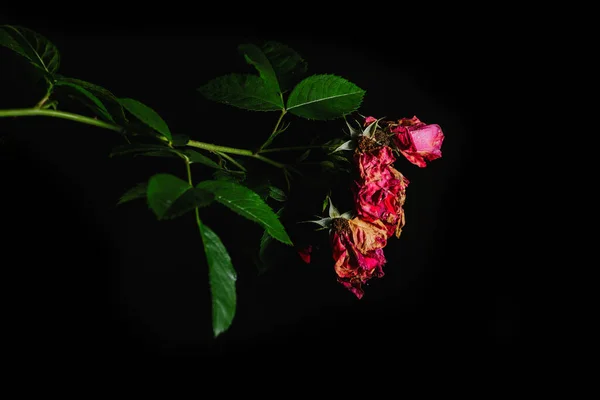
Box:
[1,9,522,375]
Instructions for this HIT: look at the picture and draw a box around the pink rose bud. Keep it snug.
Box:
[364,116,377,126]
[390,116,445,168]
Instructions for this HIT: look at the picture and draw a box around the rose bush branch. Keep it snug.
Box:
[0,108,294,170]
[0,25,445,338]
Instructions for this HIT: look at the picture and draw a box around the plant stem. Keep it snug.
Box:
[35,83,54,109]
[184,156,193,186]
[183,155,204,231]
[35,93,51,109]
[0,107,290,170]
[258,144,336,154]
[0,108,124,133]
[215,151,247,172]
[252,154,286,169]
[257,108,286,152]
[186,139,286,169]
[186,140,253,156]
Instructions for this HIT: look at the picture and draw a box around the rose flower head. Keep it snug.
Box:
[354,164,409,238]
[330,216,388,299]
[353,120,410,238]
[386,116,444,168]
[302,197,389,299]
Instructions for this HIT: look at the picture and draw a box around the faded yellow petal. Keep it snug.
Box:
[348,218,388,254]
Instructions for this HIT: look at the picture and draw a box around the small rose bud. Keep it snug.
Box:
[389,116,445,168]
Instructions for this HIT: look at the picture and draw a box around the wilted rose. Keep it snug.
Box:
[355,144,397,183]
[353,140,410,238]
[387,116,444,168]
[354,166,409,238]
[331,217,388,299]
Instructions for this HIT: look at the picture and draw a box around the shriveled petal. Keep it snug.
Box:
[332,231,349,272]
[390,118,444,168]
[298,245,312,264]
[336,247,386,299]
[354,164,409,238]
[330,218,388,298]
[396,116,425,128]
[347,217,388,253]
[339,279,365,299]
[355,146,397,182]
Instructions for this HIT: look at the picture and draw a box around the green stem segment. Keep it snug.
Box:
[215,151,247,172]
[259,144,336,154]
[186,140,286,169]
[252,154,286,169]
[35,93,51,109]
[0,108,288,169]
[257,108,286,152]
[184,155,194,186]
[35,83,54,109]
[186,140,253,157]
[0,108,124,133]
[183,155,204,238]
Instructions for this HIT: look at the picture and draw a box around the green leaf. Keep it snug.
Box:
[196,180,292,245]
[146,173,191,220]
[256,207,285,274]
[147,174,214,220]
[119,98,172,141]
[261,41,308,92]
[296,149,311,163]
[110,144,223,171]
[239,43,280,94]
[322,194,330,213]
[257,229,273,274]
[213,169,246,182]
[198,223,237,337]
[198,73,284,111]
[55,80,114,122]
[165,187,214,219]
[286,74,365,120]
[0,25,60,76]
[268,186,287,202]
[54,76,128,123]
[117,182,148,205]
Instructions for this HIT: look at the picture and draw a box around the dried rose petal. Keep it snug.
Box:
[330,217,388,299]
[355,145,397,183]
[298,245,312,264]
[354,167,409,238]
[353,137,410,238]
[388,116,444,168]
